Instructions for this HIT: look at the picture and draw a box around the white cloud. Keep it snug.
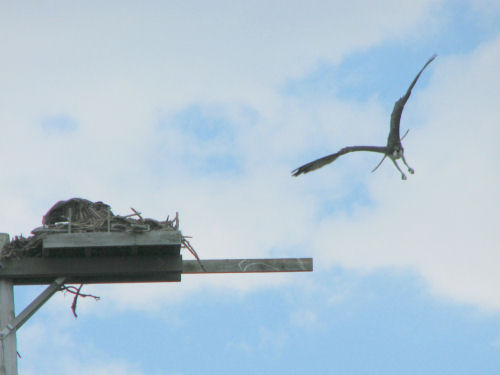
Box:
[256,326,289,351]
[1,0,441,130]
[310,36,500,309]
[2,1,499,314]
[73,273,293,315]
[290,309,318,328]
[18,318,146,375]
[0,1,437,234]
[471,0,500,13]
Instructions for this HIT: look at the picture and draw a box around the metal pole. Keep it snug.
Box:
[0,234,17,375]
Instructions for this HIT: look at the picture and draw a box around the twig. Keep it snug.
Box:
[174,212,179,230]
[182,238,206,272]
[60,283,100,318]
[130,207,143,221]
[122,210,143,219]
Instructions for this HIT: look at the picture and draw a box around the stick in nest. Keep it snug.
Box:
[129,207,143,221]
[182,238,206,272]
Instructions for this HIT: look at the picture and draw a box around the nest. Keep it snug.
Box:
[1,198,179,260]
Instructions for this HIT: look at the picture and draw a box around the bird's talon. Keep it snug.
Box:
[401,174,407,180]
[408,168,414,174]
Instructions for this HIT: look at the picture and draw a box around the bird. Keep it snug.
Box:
[291,54,437,180]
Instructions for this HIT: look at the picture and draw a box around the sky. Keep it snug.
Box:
[1,0,500,374]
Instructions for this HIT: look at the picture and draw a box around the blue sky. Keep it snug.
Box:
[1,1,500,374]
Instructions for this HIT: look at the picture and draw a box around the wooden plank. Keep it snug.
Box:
[43,230,182,249]
[0,255,181,285]
[0,278,17,374]
[0,256,312,285]
[42,244,180,258]
[182,257,313,274]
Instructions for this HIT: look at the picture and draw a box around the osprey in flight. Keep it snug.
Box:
[292,54,437,180]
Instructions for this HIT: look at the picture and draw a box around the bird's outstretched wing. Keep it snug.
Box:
[387,54,437,146]
[292,145,387,176]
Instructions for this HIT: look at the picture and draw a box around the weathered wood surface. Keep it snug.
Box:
[0,278,17,375]
[43,230,182,249]
[182,258,313,274]
[0,255,182,285]
[2,277,66,338]
[0,255,312,285]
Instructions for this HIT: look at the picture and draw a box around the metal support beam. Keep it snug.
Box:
[0,234,17,375]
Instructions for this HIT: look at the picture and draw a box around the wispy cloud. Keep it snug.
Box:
[1,1,498,315]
